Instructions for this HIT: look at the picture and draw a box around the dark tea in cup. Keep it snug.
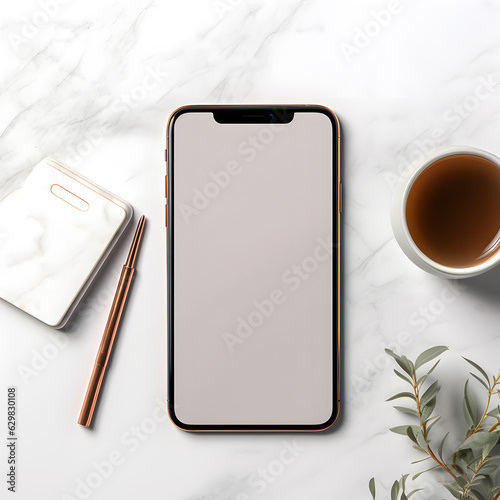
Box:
[405,154,500,268]
[392,147,500,278]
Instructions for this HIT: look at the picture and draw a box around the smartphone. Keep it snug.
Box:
[166,105,341,431]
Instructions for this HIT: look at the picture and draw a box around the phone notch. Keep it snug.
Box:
[213,107,294,124]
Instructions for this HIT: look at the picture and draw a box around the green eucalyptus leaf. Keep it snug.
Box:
[369,477,376,499]
[386,349,414,376]
[466,490,485,500]
[406,427,419,446]
[426,359,441,376]
[477,463,497,477]
[463,357,491,386]
[486,407,500,420]
[421,396,436,421]
[386,392,416,402]
[463,402,475,429]
[394,369,413,385]
[400,474,409,492]
[415,428,428,450]
[463,380,478,428]
[406,489,423,499]
[454,455,469,475]
[438,431,449,461]
[458,431,499,451]
[420,381,440,407]
[394,406,419,418]
[484,474,494,491]
[403,356,416,375]
[391,480,399,500]
[417,374,428,390]
[443,481,463,499]
[457,447,475,470]
[390,425,420,436]
[425,415,441,433]
[475,477,493,498]
[483,435,500,459]
[483,453,500,462]
[411,465,439,480]
[466,453,482,469]
[471,372,490,391]
[415,346,448,370]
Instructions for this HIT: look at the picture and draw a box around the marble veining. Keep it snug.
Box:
[0,0,499,499]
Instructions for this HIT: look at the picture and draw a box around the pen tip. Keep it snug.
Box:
[125,215,146,267]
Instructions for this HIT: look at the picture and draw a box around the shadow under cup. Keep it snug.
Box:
[405,153,500,269]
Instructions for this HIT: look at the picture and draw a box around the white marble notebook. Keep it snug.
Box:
[0,158,132,328]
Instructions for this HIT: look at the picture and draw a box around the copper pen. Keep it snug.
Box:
[78,215,146,427]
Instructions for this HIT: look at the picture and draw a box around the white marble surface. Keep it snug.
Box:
[1,0,500,499]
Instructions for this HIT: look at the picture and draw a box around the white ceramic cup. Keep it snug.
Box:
[391,146,500,279]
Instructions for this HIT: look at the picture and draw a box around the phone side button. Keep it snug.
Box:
[338,182,343,214]
[165,203,168,227]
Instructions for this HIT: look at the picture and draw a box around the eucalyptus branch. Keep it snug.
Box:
[452,368,500,468]
[462,455,488,499]
[374,346,500,500]
[411,371,455,478]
